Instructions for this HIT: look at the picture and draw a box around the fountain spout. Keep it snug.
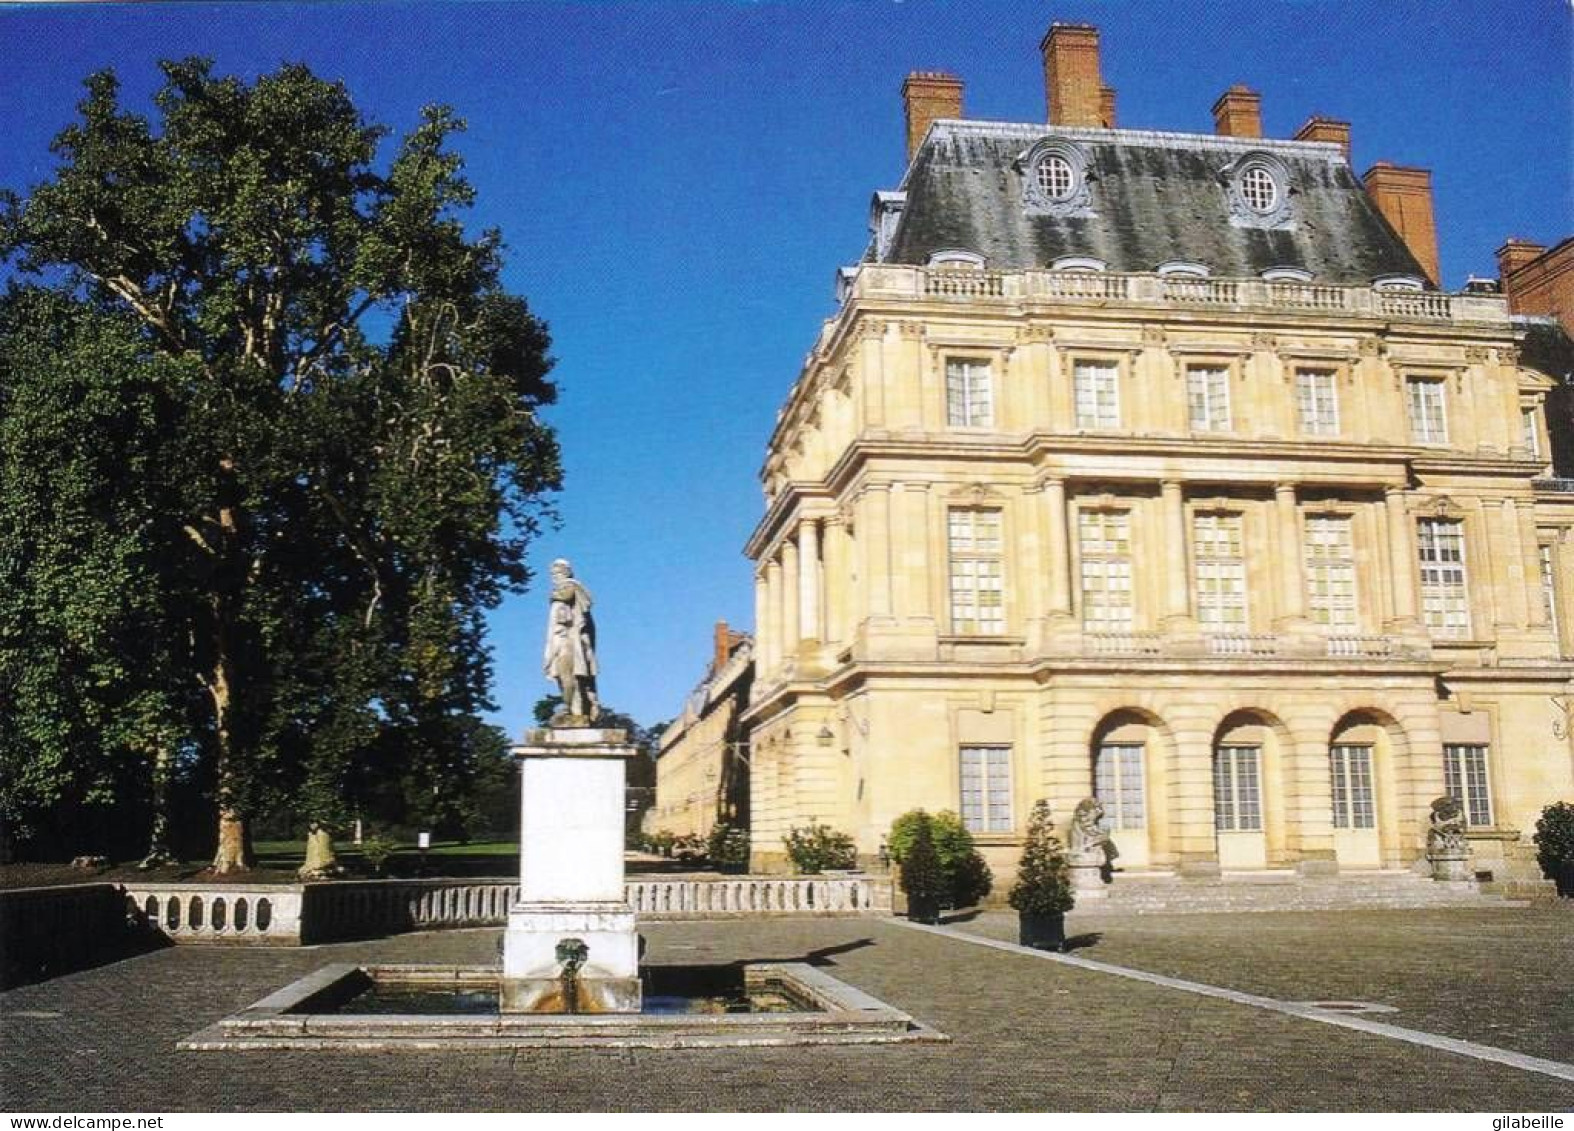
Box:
[555,937,589,1014]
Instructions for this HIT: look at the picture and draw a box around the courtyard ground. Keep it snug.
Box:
[2,906,1571,1111]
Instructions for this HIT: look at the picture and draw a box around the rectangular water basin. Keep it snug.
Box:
[180,962,947,1049]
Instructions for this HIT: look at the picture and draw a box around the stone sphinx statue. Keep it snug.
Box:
[1068,797,1119,866]
[542,558,600,724]
[1426,795,1468,857]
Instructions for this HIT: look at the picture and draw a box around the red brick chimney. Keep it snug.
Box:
[712,620,732,674]
[1212,85,1263,138]
[902,71,963,162]
[1363,162,1441,285]
[1294,116,1351,162]
[1042,23,1107,127]
[1497,238,1548,281]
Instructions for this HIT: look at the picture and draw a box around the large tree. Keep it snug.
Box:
[1,61,560,871]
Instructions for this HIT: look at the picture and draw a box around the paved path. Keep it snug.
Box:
[3,909,1572,1111]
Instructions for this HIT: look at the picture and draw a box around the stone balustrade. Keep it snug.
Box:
[122,883,303,945]
[86,873,894,948]
[848,264,1510,325]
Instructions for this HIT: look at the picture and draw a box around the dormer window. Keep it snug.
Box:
[1036,154,1076,201]
[1157,261,1211,278]
[1239,163,1279,213]
[1020,138,1094,218]
[1373,274,1425,292]
[1051,255,1108,273]
[928,249,987,269]
[1261,266,1314,283]
[1222,151,1293,229]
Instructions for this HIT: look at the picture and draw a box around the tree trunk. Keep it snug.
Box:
[208,584,253,875]
[138,740,174,869]
[299,824,339,879]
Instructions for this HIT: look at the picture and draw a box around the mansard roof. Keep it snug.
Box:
[884,121,1430,285]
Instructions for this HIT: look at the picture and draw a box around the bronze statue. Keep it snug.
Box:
[543,559,599,723]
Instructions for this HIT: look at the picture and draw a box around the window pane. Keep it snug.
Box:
[1296,369,1339,436]
[1330,744,1375,829]
[1075,361,1120,429]
[1418,519,1471,638]
[1194,513,1247,629]
[1406,378,1447,444]
[1444,744,1492,828]
[1305,515,1358,629]
[1094,742,1146,829]
[1079,510,1135,632]
[1216,746,1262,832]
[946,358,993,428]
[1187,366,1231,432]
[949,509,1005,635]
[961,746,1012,832]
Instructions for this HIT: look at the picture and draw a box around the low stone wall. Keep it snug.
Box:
[1,883,131,987]
[114,873,893,946]
[123,883,305,946]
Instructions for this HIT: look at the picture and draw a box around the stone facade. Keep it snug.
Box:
[651,623,753,838]
[739,25,1574,885]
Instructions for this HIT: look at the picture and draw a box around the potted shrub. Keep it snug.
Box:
[900,819,946,924]
[782,822,857,874]
[706,821,750,874]
[888,809,994,910]
[1533,801,1574,897]
[1009,800,1074,951]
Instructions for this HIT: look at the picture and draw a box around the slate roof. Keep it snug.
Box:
[883,121,1431,286]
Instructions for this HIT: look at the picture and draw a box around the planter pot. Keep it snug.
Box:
[906,896,941,925]
[1018,911,1066,952]
[1556,863,1574,899]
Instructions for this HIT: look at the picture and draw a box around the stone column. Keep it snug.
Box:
[781,537,801,656]
[1516,498,1547,628]
[753,570,769,676]
[1385,488,1418,625]
[822,516,848,646]
[764,558,783,675]
[798,518,821,645]
[1275,483,1307,628]
[861,485,893,619]
[892,483,932,619]
[1162,480,1192,626]
[1044,478,1073,618]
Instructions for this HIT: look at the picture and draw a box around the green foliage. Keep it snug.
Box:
[706,821,751,871]
[1533,801,1574,884]
[646,829,676,857]
[2,61,561,865]
[359,835,396,875]
[671,833,706,862]
[899,819,947,911]
[1009,800,1075,916]
[887,809,993,908]
[782,822,857,874]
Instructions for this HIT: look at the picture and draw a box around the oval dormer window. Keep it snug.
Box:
[1050,255,1108,273]
[1372,274,1425,292]
[1239,162,1279,213]
[1036,154,1076,202]
[1261,266,1314,283]
[1156,260,1211,278]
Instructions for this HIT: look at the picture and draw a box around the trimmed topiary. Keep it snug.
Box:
[900,819,946,923]
[887,808,993,909]
[1009,800,1073,949]
[1533,801,1574,897]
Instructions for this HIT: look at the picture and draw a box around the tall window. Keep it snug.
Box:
[1443,744,1493,827]
[1094,743,1146,829]
[1194,513,1248,630]
[1405,377,1448,444]
[1305,515,1358,630]
[1187,365,1231,432]
[1329,744,1376,829]
[946,357,993,428]
[960,746,1012,833]
[1214,746,1263,832]
[1417,518,1471,638]
[1074,360,1120,429]
[1078,510,1134,632]
[1541,544,1560,637]
[948,509,1004,635]
[1523,406,1543,458]
[1296,368,1340,436]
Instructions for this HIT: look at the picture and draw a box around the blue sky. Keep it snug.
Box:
[2,0,1569,730]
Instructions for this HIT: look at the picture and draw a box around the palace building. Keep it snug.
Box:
[737,23,1574,884]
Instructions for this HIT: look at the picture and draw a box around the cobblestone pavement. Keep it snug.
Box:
[3,912,1572,1112]
[952,904,1574,1065]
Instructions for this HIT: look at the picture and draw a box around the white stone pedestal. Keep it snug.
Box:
[1428,851,1473,883]
[501,727,641,1013]
[1069,856,1108,899]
